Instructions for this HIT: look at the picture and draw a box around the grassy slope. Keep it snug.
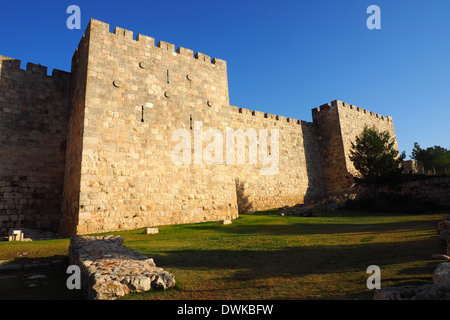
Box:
[0,210,447,300]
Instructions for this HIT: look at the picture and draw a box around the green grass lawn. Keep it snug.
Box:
[0,209,447,300]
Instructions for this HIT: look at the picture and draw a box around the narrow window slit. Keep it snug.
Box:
[167,70,170,84]
[190,114,193,130]
[141,106,144,122]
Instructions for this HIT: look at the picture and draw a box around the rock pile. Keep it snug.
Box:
[374,214,450,300]
[279,193,359,216]
[374,263,450,300]
[279,204,316,217]
[68,235,175,300]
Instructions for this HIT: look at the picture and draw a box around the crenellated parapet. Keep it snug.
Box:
[85,19,226,70]
[0,55,70,81]
[232,105,314,127]
[312,99,398,193]
[312,99,393,123]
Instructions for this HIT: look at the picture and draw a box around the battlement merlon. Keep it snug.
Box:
[311,99,393,122]
[230,105,313,126]
[0,55,70,81]
[84,18,227,70]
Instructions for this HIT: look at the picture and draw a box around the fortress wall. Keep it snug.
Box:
[0,18,400,236]
[71,19,238,234]
[60,30,91,236]
[0,55,70,234]
[68,19,326,234]
[222,106,324,212]
[313,100,397,192]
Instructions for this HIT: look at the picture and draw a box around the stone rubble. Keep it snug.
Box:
[68,235,175,300]
[279,193,359,216]
[374,214,450,300]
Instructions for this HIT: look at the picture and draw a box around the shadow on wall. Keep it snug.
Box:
[235,178,253,214]
[233,122,325,213]
[0,58,70,235]
[301,121,324,204]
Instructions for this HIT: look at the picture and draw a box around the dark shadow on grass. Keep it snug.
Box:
[182,219,440,236]
[142,239,443,281]
[396,262,440,276]
[0,255,84,300]
[253,210,449,218]
[136,238,445,300]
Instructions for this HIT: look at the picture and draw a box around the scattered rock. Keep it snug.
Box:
[433,263,450,291]
[375,216,450,300]
[374,284,445,300]
[151,271,176,289]
[93,280,130,300]
[432,254,450,260]
[278,192,360,217]
[142,227,159,234]
[128,274,151,292]
[68,235,175,300]
[279,204,316,217]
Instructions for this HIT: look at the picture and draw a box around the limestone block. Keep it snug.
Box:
[143,227,159,234]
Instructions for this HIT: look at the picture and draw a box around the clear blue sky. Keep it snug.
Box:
[1,0,449,156]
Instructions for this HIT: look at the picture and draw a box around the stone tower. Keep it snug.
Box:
[313,100,397,192]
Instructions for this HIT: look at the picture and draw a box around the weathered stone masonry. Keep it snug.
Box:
[0,55,70,234]
[0,18,398,236]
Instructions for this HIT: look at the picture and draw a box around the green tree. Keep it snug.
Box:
[349,126,405,183]
[411,143,450,174]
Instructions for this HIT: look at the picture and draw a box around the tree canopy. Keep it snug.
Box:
[349,126,405,183]
[411,143,450,174]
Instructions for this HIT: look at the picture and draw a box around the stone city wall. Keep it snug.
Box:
[0,55,70,234]
[376,175,450,209]
[0,19,399,236]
